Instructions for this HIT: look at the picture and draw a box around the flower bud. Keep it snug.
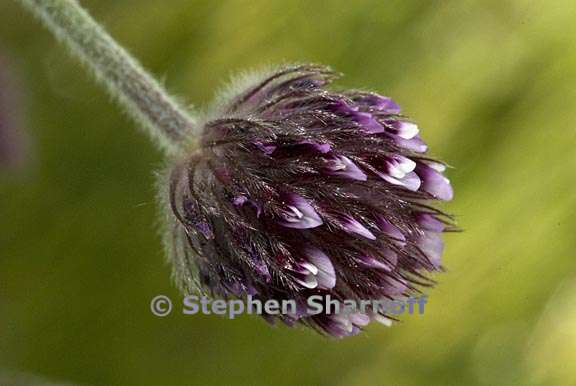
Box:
[162,64,454,337]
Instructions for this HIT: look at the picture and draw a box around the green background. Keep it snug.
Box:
[1,0,576,385]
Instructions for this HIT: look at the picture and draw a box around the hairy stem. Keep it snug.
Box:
[17,0,196,154]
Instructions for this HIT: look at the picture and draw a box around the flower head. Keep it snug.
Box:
[163,64,454,337]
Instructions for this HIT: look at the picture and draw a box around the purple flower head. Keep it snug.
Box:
[164,64,455,337]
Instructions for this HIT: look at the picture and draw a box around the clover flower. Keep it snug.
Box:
[164,64,454,337]
[19,1,456,338]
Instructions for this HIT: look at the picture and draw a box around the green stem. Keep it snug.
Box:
[17,0,196,155]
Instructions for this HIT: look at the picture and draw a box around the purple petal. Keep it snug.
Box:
[383,120,419,139]
[287,261,322,289]
[288,247,336,289]
[304,247,336,289]
[339,215,376,240]
[373,155,420,191]
[415,163,453,201]
[423,161,447,173]
[418,232,444,268]
[357,256,392,270]
[330,100,384,133]
[354,111,385,133]
[278,193,323,229]
[376,217,406,244]
[292,272,318,289]
[417,213,445,232]
[386,155,416,178]
[254,263,270,281]
[233,196,247,206]
[382,277,408,296]
[357,95,401,114]
[330,99,357,115]
[396,171,421,191]
[377,154,421,192]
[393,135,428,153]
[355,250,397,271]
[196,223,214,239]
[323,155,367,181]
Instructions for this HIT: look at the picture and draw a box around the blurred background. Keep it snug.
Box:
[1,0,575,385]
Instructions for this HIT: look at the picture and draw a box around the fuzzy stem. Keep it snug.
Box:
[17,0,196,155]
